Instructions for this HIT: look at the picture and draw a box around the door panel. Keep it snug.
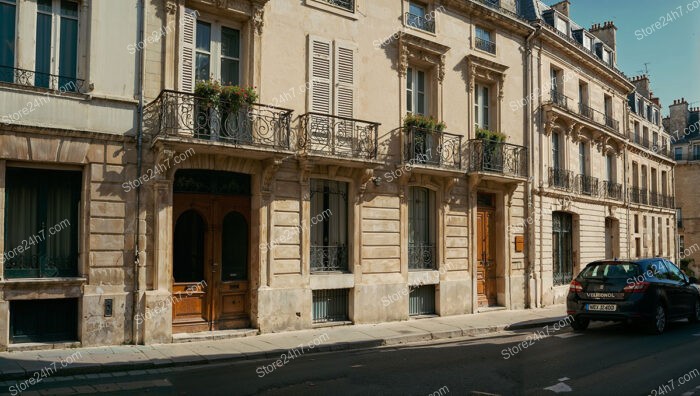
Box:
[477,209,497,307]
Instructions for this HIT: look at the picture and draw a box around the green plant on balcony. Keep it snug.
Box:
[475,128,507,142]
[403,113,446,133]
[193,80,258,140]
[194,80,258,110]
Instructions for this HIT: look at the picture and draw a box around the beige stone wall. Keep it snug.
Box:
[676,163,700,273]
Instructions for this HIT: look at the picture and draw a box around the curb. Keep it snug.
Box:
[0,317,565,382]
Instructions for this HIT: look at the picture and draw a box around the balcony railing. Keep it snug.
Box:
[475,37,496,54]
[551,90,568,108]
[310,245,348,272]
[576,174,598,196]
[660,195,675,209]
[649,192,660,207]
[0,65,87,93]
[549,168,573,190]
[629,187,648,205]
[405,126,462,170]
[578,103,593,120]
[408,244,435,270]
[602,181,623,201]
[298,112,379,160]
[320,0,354,12]
[146,90,292,149]
[604,114,619,131]
[467,139,528,178]
[405,12,435,33]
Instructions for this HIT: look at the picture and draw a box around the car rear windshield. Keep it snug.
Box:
[579,262,641,279]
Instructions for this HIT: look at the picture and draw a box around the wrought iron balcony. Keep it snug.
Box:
[551,90,568,108]
[576,174,599,196]
[604,114,619,132]
[298,113,379,160]
[405,12,435,33]
[0,65,86,93]
[602,181,623,201]
[145,90,292,149]
[467,139,528,178]
[475,37,496,54]
[661,195,675,209]
[549,168,573,190]
[405,126,462,170]
[578,103,593,120]
[408,244,436,270]
[310,245,348,272]
[629,187,648,205]
[649,192,660,207]
[320,0,354,12]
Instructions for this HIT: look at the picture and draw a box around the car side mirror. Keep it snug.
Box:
[689,277,698,284]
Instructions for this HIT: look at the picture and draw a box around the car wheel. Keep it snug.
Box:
[571,317,589,331]
[649,304,668,334]
[689,299,700,323]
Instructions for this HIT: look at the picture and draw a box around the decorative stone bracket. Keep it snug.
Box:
[466,54,508,99]
[398,32,450,82]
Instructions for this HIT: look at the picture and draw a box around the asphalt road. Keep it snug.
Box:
[10,320,700,396]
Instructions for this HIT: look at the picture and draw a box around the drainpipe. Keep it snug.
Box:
[132,0,146,346]
[524,22,541,309]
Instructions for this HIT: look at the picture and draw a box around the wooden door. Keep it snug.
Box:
[172,194,251,333]
[477,209,497,307]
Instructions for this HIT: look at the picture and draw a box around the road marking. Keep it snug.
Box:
[554,333,582,339]
[558,377,570,382]
[544,382,572,393]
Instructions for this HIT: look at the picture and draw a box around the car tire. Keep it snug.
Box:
[648,304,668,335]
[571,317,589,331]
[689,299,700,323]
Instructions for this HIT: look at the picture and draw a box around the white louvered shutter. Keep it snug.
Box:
[179,8,197,93]
[334,41,356,119]
[308,36,332,114]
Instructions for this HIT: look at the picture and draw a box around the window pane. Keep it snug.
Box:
[60,0,78,18]
[221,27,239,58]
[0,2,16,82]
[195,53,210,82]
[409,3,425,18]
[196,21,211,52]
[59,16,78,87]
[417,70,425,92]
[221,212,248,281]
[35,12,52,88]
[221,58,239,86]
[38,0,52,13]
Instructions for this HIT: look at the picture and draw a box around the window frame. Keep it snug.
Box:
[407,66,427,116]
[31,0,80,87]
[474,83,490,130]
[309,179,350,273]
[408,186,436,270]
[193,14,242,85]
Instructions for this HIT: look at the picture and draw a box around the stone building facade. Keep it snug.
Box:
[667,99,700,275]
[0,0,677,349]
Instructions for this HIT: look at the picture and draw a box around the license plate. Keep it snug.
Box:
[586,304,617,312]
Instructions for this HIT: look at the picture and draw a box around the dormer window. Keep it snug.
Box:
[555,15,569,35]
[583,34,591,50]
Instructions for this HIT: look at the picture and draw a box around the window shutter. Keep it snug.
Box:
[308,35,332,114]
[334,41,356,119]
[179,8,197,93]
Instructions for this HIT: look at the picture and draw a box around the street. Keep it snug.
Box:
[12,320,700,396]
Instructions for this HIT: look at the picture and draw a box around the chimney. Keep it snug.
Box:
[590,20,617,51]
[550,0,571,17]
[629,75,650,98]
[669,98,690,136]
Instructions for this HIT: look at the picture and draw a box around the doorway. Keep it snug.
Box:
[476,194,497,307]
[605,217,619,259]
[171,171,251,333]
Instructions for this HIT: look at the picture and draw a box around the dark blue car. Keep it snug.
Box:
[567,258,700,334]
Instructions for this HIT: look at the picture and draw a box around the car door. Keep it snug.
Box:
[665,260,695,315]
[651,261,680,315]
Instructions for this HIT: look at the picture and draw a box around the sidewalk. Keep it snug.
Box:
[0,305,566,382]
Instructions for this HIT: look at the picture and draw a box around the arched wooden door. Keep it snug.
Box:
[173,194,251,333]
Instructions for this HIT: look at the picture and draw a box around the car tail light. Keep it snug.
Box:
[569,280,583,293]
[623,281,650,293]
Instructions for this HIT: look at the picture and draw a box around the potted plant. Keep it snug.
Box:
[404,114,446,164]
[475,128,507,171]
[193,81,259,141]
[219,85,258,142]
[194,80,222,139]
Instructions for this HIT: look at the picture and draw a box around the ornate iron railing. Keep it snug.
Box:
[629,187,648,205]
[310,245,348,272]
[0,65,87,93]
[298,112,379,160]
[576,174,598,196]
[408,244,436,270]
[551,90,568,108]
[146,90,292,149]
[604,114,619,132]
[405,126,462,170]
[467,139,528,178]
[602,181,623,201]
[549,168,573,190]
[475,37,496,53]
[3,255,78,279]
[320,0,354,12]
[649,192,660,206]
[553,271,573,286]
[578,103,593,120]
[405,12,435,33]
[661,195,675,209]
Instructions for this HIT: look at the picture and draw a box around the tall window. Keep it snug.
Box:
[475,27,495,54]
[553,212,573,285]
[310,180,348,272]
[675,147,683,161]
[604,95,612,118]
[606,154,614,182]
[194,19,240,85]
[407,67,426,115]
[0,0,15,83]
[693,145,700,160]
[653,132,659,149]
[33,0,79,89]
[4,168,81,278]
[637,98,643,115]
[552,132,561,169]
[578,142,587,176]
[474,84,490,130]
[634,122,640,143]
[550,67,559,93]
[407,2,432,32]
[408,187,435,270]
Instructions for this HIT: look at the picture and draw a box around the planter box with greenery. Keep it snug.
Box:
[403,114,447,165]
[193,80,258,141]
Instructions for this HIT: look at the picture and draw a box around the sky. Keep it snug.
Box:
[544,0,700,115]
